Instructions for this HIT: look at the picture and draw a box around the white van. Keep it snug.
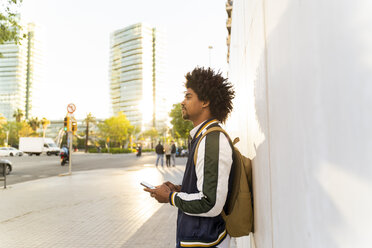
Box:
[19,137,61,156]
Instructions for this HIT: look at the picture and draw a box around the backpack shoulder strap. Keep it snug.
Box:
[193,126,232,165]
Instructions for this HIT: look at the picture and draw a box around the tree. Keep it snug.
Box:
[84,113,96,153]
[40,117,50,138]
[98,112,133,148]
[130,125,141,139]
[13,108,24,122]
[28,117,40,132]
[0,114,7,145]
[4,121,33,147]
[169,103,193,140]
[128,125,141,149]
[0,113,6,127]
[142,128,159,148]
[0,0,25,57]
[18,121,34,137]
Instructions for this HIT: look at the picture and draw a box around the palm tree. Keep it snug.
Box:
[28,117,40,132]
[84,113,96,153]
[40,117,50,138]
[13,109,24,122]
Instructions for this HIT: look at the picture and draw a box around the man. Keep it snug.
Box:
[145,67,235,248]
[164,142,172,167]
[155,141,164,167]
[61,145,69,156]
[171,140,176,166]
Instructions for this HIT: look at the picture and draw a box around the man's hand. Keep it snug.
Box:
[144,183,171,203]
[164,181,181,192]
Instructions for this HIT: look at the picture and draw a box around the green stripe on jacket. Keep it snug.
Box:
[174,131,220,214]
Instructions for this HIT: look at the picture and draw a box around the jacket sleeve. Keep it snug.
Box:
[169,132,233,217]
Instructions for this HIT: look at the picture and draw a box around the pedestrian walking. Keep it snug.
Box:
[164,142,171,167]
[171,141,176,166]
[144,67,235,248]
[155,142,164,167]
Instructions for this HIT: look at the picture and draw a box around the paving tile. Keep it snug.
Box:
[121,204,178,248]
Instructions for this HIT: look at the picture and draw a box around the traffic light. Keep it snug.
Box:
[72,121,77,135]
[63,117,68,131]
[64,116,71,132]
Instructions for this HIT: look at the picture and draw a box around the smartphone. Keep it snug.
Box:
[140,181,155,189]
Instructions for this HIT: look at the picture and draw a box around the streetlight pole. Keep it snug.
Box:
[208,46,213,67]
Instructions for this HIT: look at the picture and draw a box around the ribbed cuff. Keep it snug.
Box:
[169,192,177,206]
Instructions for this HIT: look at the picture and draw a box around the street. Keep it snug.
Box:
[3,152,188,185]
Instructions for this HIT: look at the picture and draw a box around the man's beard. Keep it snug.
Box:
[182,112,189,120]
[182,108,189,120]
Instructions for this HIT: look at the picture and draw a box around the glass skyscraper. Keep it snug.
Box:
[0,23,43,120]
[109,23,168,131]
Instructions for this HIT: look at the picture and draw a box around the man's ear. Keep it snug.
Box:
[202,100,210,108]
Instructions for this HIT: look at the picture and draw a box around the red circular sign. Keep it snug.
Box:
[67,103,76,113]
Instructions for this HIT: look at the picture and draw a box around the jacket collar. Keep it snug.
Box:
[189,118,219,141]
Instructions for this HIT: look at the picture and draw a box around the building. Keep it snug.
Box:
[109,23,168,132]
[0,23,43,120]
[24,23,43,120]
[227,0,372,247]
[226,0,233,63]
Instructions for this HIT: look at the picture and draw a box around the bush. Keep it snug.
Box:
[110,148,134,154]
[88,148,99,153]
[142,149,155,152]
[88,147,134,154]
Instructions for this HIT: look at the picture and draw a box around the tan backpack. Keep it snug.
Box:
[194,127,254,237]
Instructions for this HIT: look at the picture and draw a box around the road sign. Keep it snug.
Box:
[67,103,76,114]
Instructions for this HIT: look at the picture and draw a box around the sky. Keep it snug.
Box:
[20,0,229,120]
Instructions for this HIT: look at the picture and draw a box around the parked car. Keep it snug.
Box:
[8,147,23,156]
[0,159,12,175]
[0,147,23,157]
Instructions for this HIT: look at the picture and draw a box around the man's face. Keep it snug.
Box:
[181,88,203,121]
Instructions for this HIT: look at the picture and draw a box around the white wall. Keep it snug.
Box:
[226,0,372,247]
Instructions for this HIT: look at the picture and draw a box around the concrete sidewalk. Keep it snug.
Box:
[0,164,184,248]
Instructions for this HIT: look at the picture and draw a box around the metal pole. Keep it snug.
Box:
[5,131,9,146]
[208,46,213,67]
[4,165,6,189]
[68,131,72,174]
[1,164,6,189]
[68,115,72,175]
